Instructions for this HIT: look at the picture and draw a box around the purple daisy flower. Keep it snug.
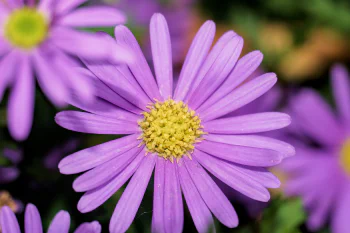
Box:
[55,13,294,233]
[0,0,131,141]
[0,204,101,233]
[0,148,22,184]
[281,64,350,233]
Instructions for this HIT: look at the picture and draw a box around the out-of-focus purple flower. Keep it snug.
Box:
[0,148,22,184]
[55,13,294,233]
[44,139,80,170]
[0,204,101,233]
[281,64,350,233]
[0,0,131,141]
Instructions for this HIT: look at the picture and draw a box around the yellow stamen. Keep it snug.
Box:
[0,191,19,212]
[139,99,205,160]
[340,139,350,175]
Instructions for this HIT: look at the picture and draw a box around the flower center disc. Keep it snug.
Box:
[340,139,350,175]
[4,7,48,49]
[139,100,205,161]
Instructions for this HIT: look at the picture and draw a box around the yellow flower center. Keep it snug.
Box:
[139,99,205,161]
[340,139,350,175]
[4,7,48,49]
[0,191,18,212]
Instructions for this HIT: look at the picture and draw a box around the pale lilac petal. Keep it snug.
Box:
[59,135,139,174]
[73,146,142,192]
[199,73,277,122]
[47,211,70,233]
[199,51,263,111]
[196,140,283,167]
[114,25,162,101]
[0,52,18,102]
[150,13,173,99]
[184,31,236,101]
[174,21,216,101]
[203,112,290,134]
[0,37,11,57]
[55,111,139,134]
[163,160,184,233]
[331,64,350,126]
[0,206,21,233]
[188,36,244,110]
[289,89,344,146]
[74,221,101,233]
[58,6,126,27]
[332,184,350,233]
[109,155,156,233]
[194,150,271,201]
[178,159,214,233]
[25,204,43,233]
[183,157,238,228]
[77,149,145,213]
[152,157,165,233]
[55,0,87,15]
[8,55,34,141]
[0,4,10,21]
[204,134,295,158]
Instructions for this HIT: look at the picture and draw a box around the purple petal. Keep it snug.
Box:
[114,25,162,101]
[109,155,156,233]
[331,184,350,233]
[59,134,140,174]
[163,160,184,233]
[55,0,87,15]
[196,140,283,167]
[73,146,142,192]
[202,112,291,134]
[204,134,295,158]
[0,52,18,102]
[77,149,145,213]
[55,111,139,134]
[0,167,19,184]
[152,157,165,233]
[25,204,43,233]
[178,159,214,233]
[174,21,216,101]
[7,55,34,141]
[3,148,23,164]
[58,6,126,27]
[0,37,10,57]
[331,64,350,127]
[188,36,244,110]
[150,13,173,99]
[199,73,277,122]
[0,206,21,233]
[194,150,271,201]
[47,211,70,233]
[199,51,263,111]
[183,157,238,228]
[74,221,101,233]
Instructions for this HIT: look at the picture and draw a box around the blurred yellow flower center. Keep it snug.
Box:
[0,191,18,212]
[340,139,350,175]
[139,99,205,161]
[4,7,48,49]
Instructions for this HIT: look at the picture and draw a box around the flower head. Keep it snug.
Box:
[56,13,294,233]
[281,64,350,233]
[0,0,131,141]
[0,204,101,233]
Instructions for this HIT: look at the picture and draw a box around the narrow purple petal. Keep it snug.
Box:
[0,52,18,102]
[0,206,21,233]
[74,221,101,233]
[58,6,126,27]
[174,21,216,101]
[199,51,263,111]
[183,157,238,228]
[59,134,140,174]
[55,111,139,134]
[47,211,70,233]
[331,184,350,233]
[202,112,291,134]
[178,159,214,233]
[152,157,165,233]
[150,13,173,99]
[188,36,244,110]
[55,0,87,15]
[199,73,277,122]
[73,146,142,192]
[0,167,19,184]
[196,140,283,167]
[8,55,34,141]
[77,149,145,213]
[0,37,10,57]
[194,150,271,201]
[109,155,156,233]
[25,204,43,233]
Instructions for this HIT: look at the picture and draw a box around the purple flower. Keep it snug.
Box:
[0,204,101,233]
[0,0,131,141]
[55,13,294,233]
[281,64,350,233]
[0,148,22,184]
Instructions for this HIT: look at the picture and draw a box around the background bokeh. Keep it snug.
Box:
[1,0,350,232]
